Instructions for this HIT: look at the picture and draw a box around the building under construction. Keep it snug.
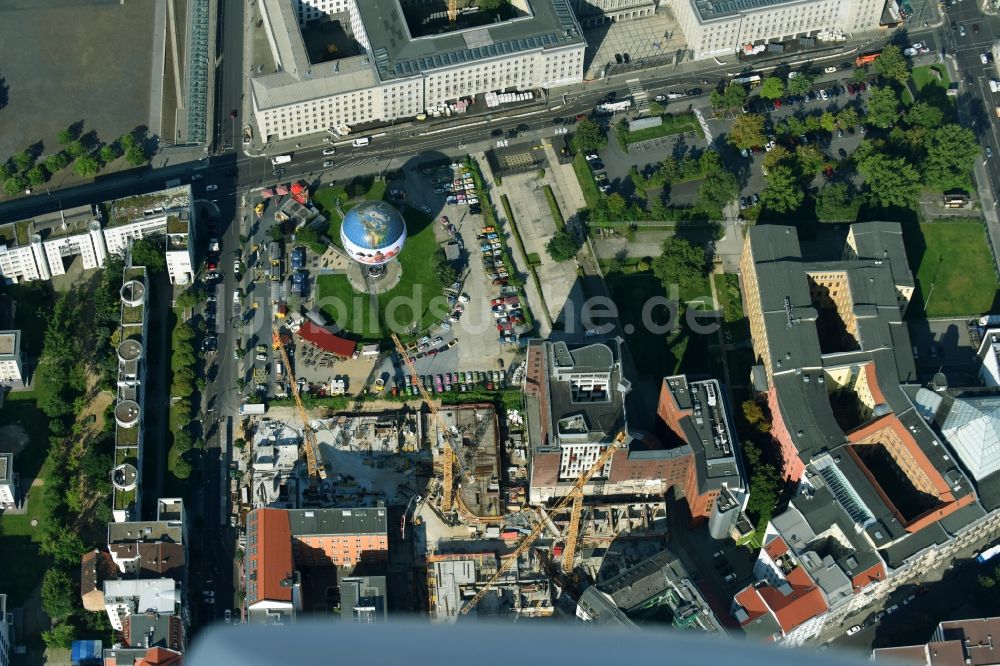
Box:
[316,410,422,453]
[426,551,553,622]
[422,404,502,523]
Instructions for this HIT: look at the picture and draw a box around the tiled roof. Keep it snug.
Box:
[252,509,294,603]
[136,647,182,666]
[739,566,829,636]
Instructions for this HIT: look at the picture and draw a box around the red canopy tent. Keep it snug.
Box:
[296,321,356,357]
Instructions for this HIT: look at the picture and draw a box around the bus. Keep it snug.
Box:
[271,154,292,165]
[855,52,881,67]
[732,74,762,87]
[977,544,1000,563]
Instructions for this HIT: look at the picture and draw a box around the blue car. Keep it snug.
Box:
[290,247,306,270]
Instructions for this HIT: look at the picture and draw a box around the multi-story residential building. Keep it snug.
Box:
[107,498,187,579]
[0,330,24,390]
[103,579,180,631]
[0,187,195,285]
[0,595,11,666]
[103,646,183,666]
[244,507,388,624]
[872,615,1000,664]
[666,0,884,60]
[112,266,149,522]
[0,453,15,510]
[525,341,750,539]
[81,549,117,612]
[252,0,586,143]
[732,223,1000,646]
[121,612,185,654]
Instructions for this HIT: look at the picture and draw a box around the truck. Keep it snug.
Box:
[855,52,881,67]
[271,154,292,165]
[977,544,1000,563]
[595,99,632,114]
[991,80,1000,93]
[352,137,371,147]
[980,314,1000,328]
[239,403,266,416]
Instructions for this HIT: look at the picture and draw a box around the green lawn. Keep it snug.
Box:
[904,221,998,317]
[572,153,602,210]
[618,112,703,149]
[0,391,52,605]
[911,64,950,92]
[315,206,444,341]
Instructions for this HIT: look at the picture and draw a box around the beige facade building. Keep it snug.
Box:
[252,0,586,143]
[667,0,883,59]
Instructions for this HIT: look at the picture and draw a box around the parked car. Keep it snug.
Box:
[846,625,861,636]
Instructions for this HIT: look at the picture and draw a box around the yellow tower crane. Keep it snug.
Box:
[561,493,584,574]
[459,431,627,615]
[272,327,326,481]
[390,334,471,511]
[448,0,458,22]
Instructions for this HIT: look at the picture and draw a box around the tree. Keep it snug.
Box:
[866,87,902,129]
[66,140,87,158]
[787,72,815,96]
[820,111,837,133]
[923,124,979,191]
[41,569,75,620]
[131,237,166,271]
[45,152,70,173]
[26,165,47,186]
[836,106,860,129]
[99,145,118,165]
[710,84,747,111]
[571,119,606,153]
[43,622,76,649]
[73,155,100,177]
[432,247,458,285]
[796,145,826,175]
[57,128,74,145]
[269,224,284,242]
[906,102,945,129]
[0,163,10,180]
[815,182,862,222]
[728,113,767,150]
[761,165,804,213]
[693,169,739,217]
[125,144,147,167]
[978,574,996,588]
[648,101,664,116]
[874,44,911,85]
[12,151,33,172]
[858,153,921,208]
[652,237,706,299]
[3,175,26,195]
[763,145,792,174]
[546,230,580,262]
[741,400,771,433]
[605,192,628,219]
[852,67,869,82]
[759,77,785,100]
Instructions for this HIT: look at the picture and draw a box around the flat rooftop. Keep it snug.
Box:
[689,0,823,23]
[108,186,191,227]
[288,507,387,536]
[0,331,19,358]
[0,452,11,483]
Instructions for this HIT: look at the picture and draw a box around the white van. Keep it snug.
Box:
[352,137,370,147]
[271,154,292,165]
[275,360,284,378]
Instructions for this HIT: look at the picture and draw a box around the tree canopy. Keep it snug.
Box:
[866,87,902,129]
[545,230,581,262]
[727,113,767,150]
[787,72,815,96]
[858,153,921,208]
[572,119,607,153]
[815,182,862,222]
[759,77,785,100]
[652,237,706,299]
[922,124,979,191]
[761,164,804,213]
[710,83,748,111]
[874,44,911,85]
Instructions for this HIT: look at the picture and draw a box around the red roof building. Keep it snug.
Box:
[296,321,356,357]
[244,508,298,621]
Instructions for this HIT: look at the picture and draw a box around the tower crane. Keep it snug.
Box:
[390,334,471,511]
[561,492,584,574]
[448,0,458,22]
[459,431,627,615]
[272,327,326,481]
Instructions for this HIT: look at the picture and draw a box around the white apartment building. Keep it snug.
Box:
[667,0,884,59]
[103,578,179,631]
[567,0,658,26]
[0,331,23,390]
[252,0,586,142]
[0,595,11,666]
[0,454,15,510]
[0,187,195,286]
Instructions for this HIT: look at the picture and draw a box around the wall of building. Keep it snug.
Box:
[766,386,807,482]
[291,534,388,567]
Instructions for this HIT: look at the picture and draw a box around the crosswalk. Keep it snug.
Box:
[627,78,649,114]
